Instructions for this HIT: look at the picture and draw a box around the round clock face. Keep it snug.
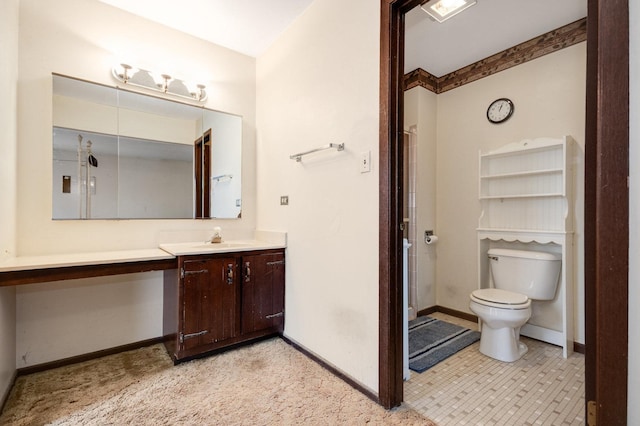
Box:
[487,98,514,124]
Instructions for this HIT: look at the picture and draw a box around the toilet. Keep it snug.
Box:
[469,248,561,362]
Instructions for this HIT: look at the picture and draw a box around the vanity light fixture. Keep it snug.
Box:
[420,0,477,23]
[112,64,207,102]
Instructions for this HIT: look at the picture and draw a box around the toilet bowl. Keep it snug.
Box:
[470,288,532,362]
[469,248,561,362]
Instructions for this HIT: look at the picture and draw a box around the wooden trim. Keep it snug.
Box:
[379,0,393,410]
[203,129,211,218]
[16,337,165,376]
[194,128,212,218]
[585,0,629,423]
[380,0,403,410]
[404,18,587,94]
[432,306,478,323]
[404,68,438,93]
[416,306,438,317]
[417,306,478,323]
[0,258,177,287]
[282,336,379,404]
[419,306,586,354]
[379,0,424,409]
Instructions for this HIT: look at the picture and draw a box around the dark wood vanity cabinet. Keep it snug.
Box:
[181,256,239,353]
[241,251,285,334]
[163,249,285,362]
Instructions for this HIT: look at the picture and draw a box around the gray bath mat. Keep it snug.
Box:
[409,316,480,373]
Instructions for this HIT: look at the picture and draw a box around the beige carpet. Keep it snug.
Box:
[0,338,434,425]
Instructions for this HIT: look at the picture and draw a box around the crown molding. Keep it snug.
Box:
[404,18,587,94]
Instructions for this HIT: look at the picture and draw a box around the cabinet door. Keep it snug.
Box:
[181,257,238,352]
[241,252,285,334]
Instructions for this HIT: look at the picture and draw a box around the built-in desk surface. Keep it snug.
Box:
[0,232,287,287]
[0,249,177,286]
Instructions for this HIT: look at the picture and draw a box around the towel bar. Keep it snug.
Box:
[289,143,344,162]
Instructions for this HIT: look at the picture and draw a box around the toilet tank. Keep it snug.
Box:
[487,248,561,300]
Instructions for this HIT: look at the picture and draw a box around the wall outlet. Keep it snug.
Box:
[360,150,371,173]
[280,195,289,205]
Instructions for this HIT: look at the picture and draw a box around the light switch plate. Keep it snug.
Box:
[280,195,289,205]
[360,151,371,173]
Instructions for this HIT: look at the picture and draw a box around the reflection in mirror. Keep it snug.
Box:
[52,74,242,219]
[117,136,194,218]
[53,128,118,219]
[204,110,242,218]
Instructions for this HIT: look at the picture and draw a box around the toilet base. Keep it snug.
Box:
[479,325,528,362]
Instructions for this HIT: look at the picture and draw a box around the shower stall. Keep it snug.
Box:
[403,128,418,320]
[76,134,98,218]
[52,127,118,220]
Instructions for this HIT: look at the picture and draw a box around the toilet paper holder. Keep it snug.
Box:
[424,230,438,244]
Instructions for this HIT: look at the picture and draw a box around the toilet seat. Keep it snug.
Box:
[471,288,531,309]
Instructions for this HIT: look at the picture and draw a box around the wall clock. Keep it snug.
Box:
[487,98,514,124]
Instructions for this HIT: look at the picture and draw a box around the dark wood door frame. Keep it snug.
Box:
[584,0,629,424]
[379,1,629,423]
[194,129,212,218]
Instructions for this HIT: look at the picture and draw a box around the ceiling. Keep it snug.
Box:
[99,0,587,77]
[98,0,315,58]
[404,0,587,76]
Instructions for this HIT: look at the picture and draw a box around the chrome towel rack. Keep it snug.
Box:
[211,174,233,182]
[290,143,345,162]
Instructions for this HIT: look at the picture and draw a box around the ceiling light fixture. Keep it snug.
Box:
[112,64,207,102]
[420,0,477,23]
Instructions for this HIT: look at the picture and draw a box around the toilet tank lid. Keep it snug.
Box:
[487,248,560,261]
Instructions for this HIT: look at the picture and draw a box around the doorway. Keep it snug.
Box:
[194,129,211,218]
[378,0,629,423]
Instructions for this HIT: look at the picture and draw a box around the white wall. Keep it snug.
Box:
[16,273,162,367]
[118,156,193,219]
[15,0,257,367]
[0,0,19,400]
[628,0,639,422]
[207,113,243,218]
[256,0,380,392]
[429,44,586,342]
[53,94,199,145]
[404,87,438,311]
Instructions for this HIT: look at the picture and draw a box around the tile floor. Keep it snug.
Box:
[404,312,585,425]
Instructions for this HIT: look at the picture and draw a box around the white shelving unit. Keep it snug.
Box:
[477,136,575,358]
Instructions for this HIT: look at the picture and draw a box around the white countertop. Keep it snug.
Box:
[0,249,174,273]
[0,231,287,274]
[159,240,286,256]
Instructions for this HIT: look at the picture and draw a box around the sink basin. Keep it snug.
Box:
[191,242,251,249]
[159,239,283,256]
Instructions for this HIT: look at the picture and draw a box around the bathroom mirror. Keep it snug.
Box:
[52,74,242,219]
